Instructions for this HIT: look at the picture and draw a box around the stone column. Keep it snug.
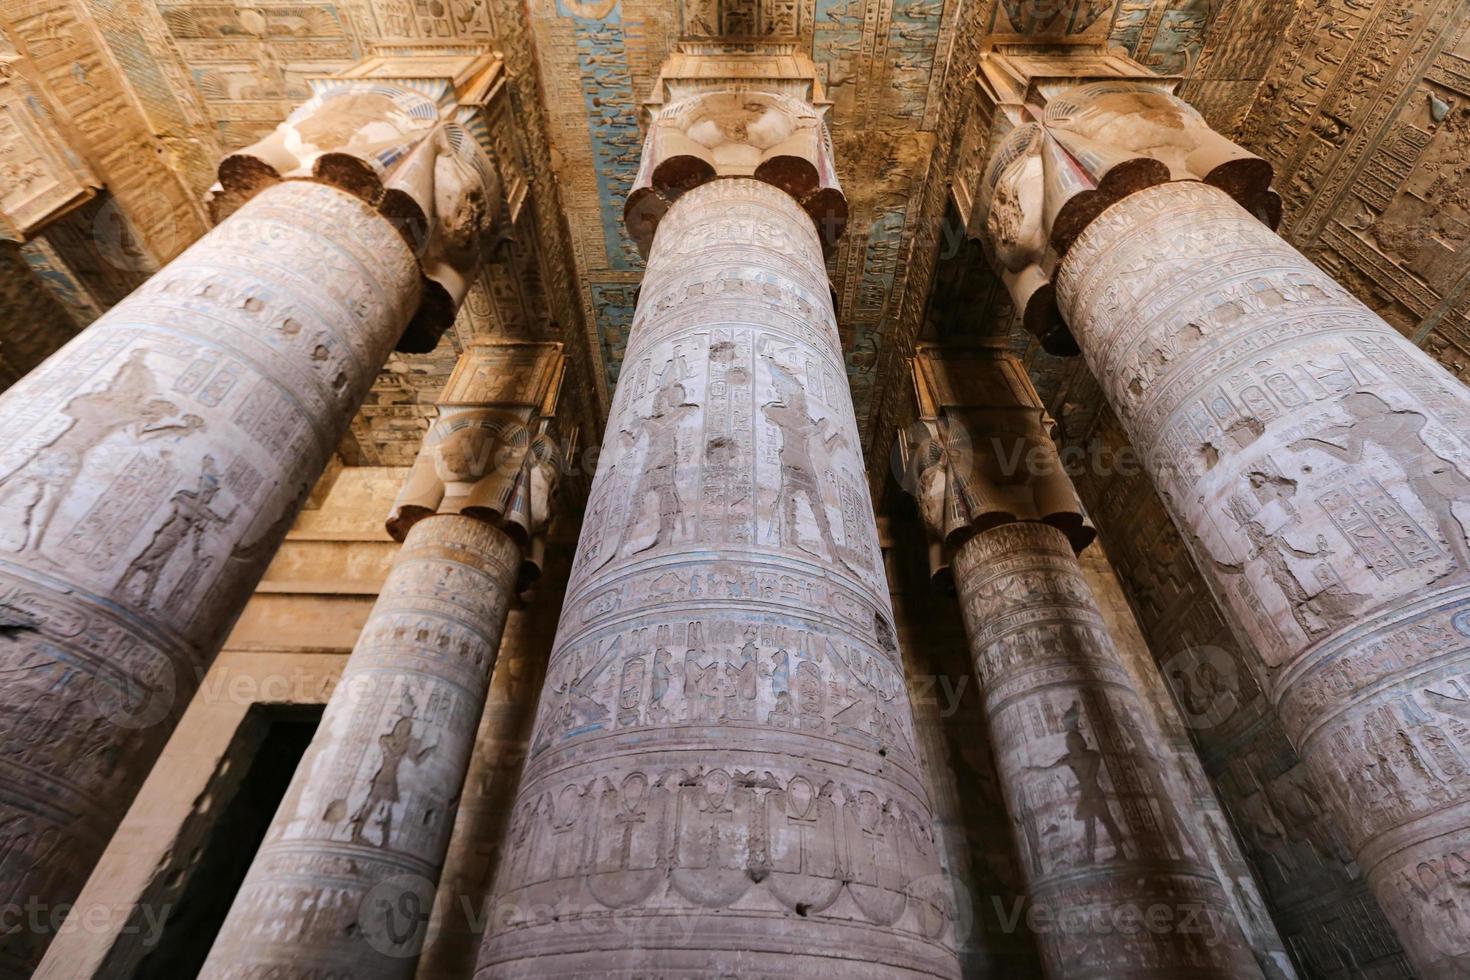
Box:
[0,77,499,976]
[476,72,958,978]
[200,343,567,979]
[970,60,1470,976]
[1057,180,1470,978]
[904,347,1261,979]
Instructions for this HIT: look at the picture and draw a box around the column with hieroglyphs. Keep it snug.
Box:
[475,46,960,978]
[902,345,1263,979]
[969,42,1470,977]
[200,343,568,980]
[0,56,507,978]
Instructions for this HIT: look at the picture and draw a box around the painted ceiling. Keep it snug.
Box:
[8,4,1470,974]
[2,0,1263,466]
[7,0,1470,480]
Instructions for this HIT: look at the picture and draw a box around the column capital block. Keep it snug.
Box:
[208,53,511,354]
[389,341,574,591]
[624,44,846,256]
[960,45,1279,354]
[900,343,1092,585]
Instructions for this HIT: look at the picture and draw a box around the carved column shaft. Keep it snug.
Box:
[477,175,956,977]
[201,514,520,978]
[953,522,1259,978]
[0,61,501,974]
[203,339,566,979]
[0,180,419,978]
[1057,179,1470,977]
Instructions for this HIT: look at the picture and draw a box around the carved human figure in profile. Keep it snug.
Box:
[617,360,698,556]
[1027,701,1127,865]
[1219,499,1368,640]
[349,712,437,848]
[1288,390,1470,575]
[117,455,235,608]
[0,351,201,553]
[761,356,851,566]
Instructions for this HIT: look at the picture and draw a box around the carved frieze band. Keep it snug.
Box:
[0,179,420,977]
[1058,179,1470,976]
[953,521,1260,979]
[201,514,520,978]
[478,177,958,977]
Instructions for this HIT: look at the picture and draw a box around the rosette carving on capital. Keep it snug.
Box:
[977,82,1280,355]
[208,82,504,353]
[623,91,847,255]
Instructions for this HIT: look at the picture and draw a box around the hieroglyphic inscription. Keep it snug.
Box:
[1058,179,1470,977]
[201,516,520,979]
[0,180,419,978]
[953,522,1258,979]
[479,178,958,977]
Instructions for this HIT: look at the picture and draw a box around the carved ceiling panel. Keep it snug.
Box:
[8,0,1470,498]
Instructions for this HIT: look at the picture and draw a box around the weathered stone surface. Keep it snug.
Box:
[904,344,1093,583]
[953,521,1260,978]
[975,72,1276,354]
[211,75,503,354]
[201,340,566,978]
[477,176,958,977]
[626,70,845,254]
[1058,179,1470,978]
[903,344,1261,977]
[200,513,520,978]
[0,178,420,978]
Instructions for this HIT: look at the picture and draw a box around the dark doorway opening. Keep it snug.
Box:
[131,703,321,979]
